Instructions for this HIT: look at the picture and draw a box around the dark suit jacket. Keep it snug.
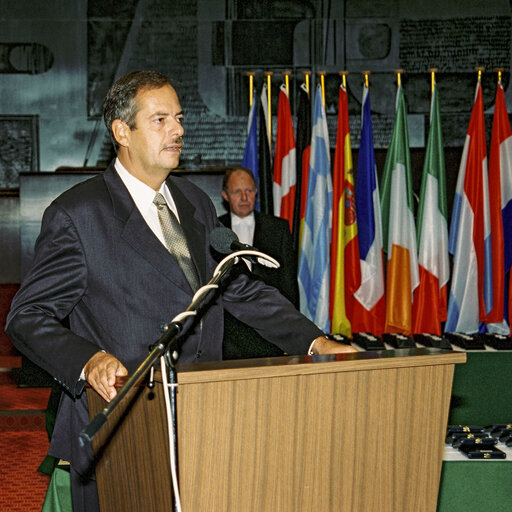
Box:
[5,162,322,473]
[219,211,300,359]
[218,212,299,306]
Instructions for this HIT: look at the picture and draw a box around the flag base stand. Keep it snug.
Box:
[414,334,452,350]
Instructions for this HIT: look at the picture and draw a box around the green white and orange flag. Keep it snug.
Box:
[412,79,449,335]
[380,81,419,334]
[330,80,360,335]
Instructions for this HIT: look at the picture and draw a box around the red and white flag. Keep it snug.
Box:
[273,84,296,230]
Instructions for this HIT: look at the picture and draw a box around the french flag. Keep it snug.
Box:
[273,84,296,231]
[446,80,493,333]
[487,81,512,334]
[352,84,386,335]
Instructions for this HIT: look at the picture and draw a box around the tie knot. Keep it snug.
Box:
[153,192,167,209]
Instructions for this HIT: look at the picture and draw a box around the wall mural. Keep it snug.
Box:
[0,0,511,188]
[0,116,39,189]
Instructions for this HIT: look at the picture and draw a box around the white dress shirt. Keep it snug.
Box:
[230,211,255,245]
[114,158,181,249]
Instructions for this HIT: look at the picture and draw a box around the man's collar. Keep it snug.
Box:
[230,211,255,225]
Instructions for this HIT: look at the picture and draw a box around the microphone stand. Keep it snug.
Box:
[78,248,279,446]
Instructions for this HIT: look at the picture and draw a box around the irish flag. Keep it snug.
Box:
[380,83,419,335]
[412,81,449,335]
[273,83,296,231]
[330,81,360,335]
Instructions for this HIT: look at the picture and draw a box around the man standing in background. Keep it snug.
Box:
[220,167,300,358]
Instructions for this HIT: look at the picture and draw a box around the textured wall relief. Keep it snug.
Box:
[0,116,39,188]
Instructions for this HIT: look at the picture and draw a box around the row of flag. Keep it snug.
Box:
[241,73,512,337]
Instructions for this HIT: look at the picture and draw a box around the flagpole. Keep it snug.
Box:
[428,67,438,95]
[362,70,370,89]
[317,71,326,107]
[302,70,311,96]
[246,71,255,107]
[394,68,403,89]
[338,70,348,89]
[494,67,504,85]
[283,70,291,97]
[475,66,485,82]
[264,71,273,142]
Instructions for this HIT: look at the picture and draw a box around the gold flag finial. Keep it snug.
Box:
[317,71,327,107]
[282,70,292,97]
[338,70,349,89]
[394,69,404,88]
[474,66,485,82]
[302,70,311,96]
[361,71,371,88]
[428,68,438,95]
[494,67,505,84]
[246,71,256,107]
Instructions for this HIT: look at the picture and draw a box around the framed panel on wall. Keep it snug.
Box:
[0,115,39,190]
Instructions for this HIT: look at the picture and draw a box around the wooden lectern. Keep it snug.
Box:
[87,348,465,512]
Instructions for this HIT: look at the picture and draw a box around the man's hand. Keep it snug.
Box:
[311,336,358,355]
[83,351,128,402]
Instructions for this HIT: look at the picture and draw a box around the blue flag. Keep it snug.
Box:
[242,92,259,209]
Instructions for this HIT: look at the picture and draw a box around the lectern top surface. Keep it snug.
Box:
[175,347,466,384]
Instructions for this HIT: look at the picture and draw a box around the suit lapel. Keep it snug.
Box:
[103,165,193,293]
[252,212,265,248]
[167,175,206,283]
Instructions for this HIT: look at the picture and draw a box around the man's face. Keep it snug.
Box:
[122,84,184,184]
[222,170,257,218]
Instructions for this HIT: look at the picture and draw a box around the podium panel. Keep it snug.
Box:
[176,349,465,511]
[88,348,465,512]
[87,377,174,511]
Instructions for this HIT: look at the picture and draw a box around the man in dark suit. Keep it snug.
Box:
[219,167,299,307]
[5,71,355,511]
[219,167,301,358]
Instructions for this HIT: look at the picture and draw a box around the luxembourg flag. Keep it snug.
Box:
[446,80,493,333]
[273,84,296,230]
[487,80,512,334]
[242,92,259,209]
[298,85,333,332]
[412,81,450,335]
[330,81,360,336]
[352,84,386,335]
[380,83,419,335]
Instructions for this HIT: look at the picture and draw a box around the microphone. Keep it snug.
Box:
[210,226,259,254]
[209,227,279,268]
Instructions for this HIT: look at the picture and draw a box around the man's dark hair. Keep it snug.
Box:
[103,70,173,151]
[222,166,256,192]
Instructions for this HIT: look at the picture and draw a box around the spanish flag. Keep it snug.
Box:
[330,80,360,335]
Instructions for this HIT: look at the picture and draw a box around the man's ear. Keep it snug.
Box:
[111,119,130,149]
[221,190,229,203]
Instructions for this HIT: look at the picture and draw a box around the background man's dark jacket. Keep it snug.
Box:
[219,211,300,359]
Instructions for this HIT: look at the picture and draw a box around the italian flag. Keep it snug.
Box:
[412,82,450,335]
